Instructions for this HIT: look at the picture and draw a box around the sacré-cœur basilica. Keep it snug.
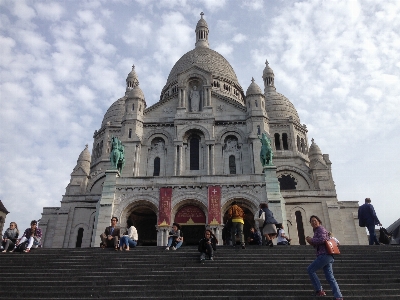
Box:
[40,13,367,248]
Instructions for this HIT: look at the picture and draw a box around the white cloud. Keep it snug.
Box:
[214,42,233,57]
[35,2,64,21]
[121,16,152,48]
[242,0,263,11]
[153,11,192,67]
[9,0,36,21]
[232,33,247,43]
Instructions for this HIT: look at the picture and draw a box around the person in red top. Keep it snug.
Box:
[16,220,42,253]
[227,201,245,249]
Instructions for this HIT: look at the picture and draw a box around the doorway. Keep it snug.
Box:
[174,205,206,245]
[127,207,157,246]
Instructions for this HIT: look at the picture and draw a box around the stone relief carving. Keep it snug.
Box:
[223,138,241,152]
[163,107,174,114]
[190,86,200,112]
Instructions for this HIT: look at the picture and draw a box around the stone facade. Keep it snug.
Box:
[40,14,367,248]
[0,200,9,236]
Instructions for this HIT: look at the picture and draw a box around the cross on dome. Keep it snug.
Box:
[200,12,204,18]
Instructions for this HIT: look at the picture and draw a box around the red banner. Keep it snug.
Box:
[158,187,172,225]
[174,206,206,225]
[208,186,221,225]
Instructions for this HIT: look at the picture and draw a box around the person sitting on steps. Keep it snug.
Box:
[198,229,218,262]
[2,222,19,252]
[165,223,183,250]
[247,227,262,245]
[119,219,138,251]
[16,220,42,253]
[100,216,121,250]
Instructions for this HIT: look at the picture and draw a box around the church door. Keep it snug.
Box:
[223,205,254,245]
[174,205,206,245]
[127,207,157,246]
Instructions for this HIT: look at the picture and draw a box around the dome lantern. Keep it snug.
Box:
[195,12,209,48]
[263,60,275,92]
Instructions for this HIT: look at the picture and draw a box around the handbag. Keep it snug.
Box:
[325,238,340,255]
[254,210,265,228]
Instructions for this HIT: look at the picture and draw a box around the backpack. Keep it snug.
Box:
[254,209,265,228]
[379,227,391,244]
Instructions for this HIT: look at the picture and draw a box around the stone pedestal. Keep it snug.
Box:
[206,224,224,246]
[91,169,119,247]
[156,224,171,246]
[263,165,287,225]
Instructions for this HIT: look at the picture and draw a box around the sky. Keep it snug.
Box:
[0,0,399,233]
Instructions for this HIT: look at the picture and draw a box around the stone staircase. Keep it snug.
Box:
[0,245,399,299]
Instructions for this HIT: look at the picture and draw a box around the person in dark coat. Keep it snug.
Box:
[100,216,121,250]
[247,227,262,245]
[358,198,382,245]
[198,229,218,262]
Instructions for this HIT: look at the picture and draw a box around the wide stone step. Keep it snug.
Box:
[1,245,399,299]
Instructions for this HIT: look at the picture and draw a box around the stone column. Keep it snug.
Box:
[263,165,287,226]
[205,144,210,175]
[156,225,171,246]
[91,169,119,247]
[210,144,215,175]
[206,224,224,246]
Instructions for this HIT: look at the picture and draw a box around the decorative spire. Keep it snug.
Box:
[263,59,275,92]
[126,64,139,91]
[195,12,209,48]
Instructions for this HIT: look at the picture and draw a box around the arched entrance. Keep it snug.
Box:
[222,202,255,245]
[174,205,206,245]
[127,207,157,246]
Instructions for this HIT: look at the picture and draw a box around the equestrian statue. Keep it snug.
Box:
[258,132,273,166]
[110,136,125,173]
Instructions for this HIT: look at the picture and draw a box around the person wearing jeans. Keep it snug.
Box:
[227,201,245,249]
[119,221,138,251]
[306,215,343,300]
[16,220,42,253]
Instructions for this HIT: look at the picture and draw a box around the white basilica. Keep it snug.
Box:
[40,14,367,248]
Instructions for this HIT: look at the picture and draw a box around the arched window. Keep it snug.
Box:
[282,133,289,150]
[274,133,281,150]
[255,100,258,107]
[229,155,236,174]
[278,174,297,190]
[153,157,160,176]
[76,228,84,248]
[128,129,132,139]
[132,103,134,111]
[297,136,301,152]
[257,125,260,135]
[295,211,306,245]
[190,136,200,170]
[99,141,103,156]
[300,138,305,154]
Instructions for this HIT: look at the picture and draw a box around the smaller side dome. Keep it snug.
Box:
[128,86,145,100]
[308,138,326,166]
[101,98,125,127]
[78,144,91,163]
[246,77,262,96]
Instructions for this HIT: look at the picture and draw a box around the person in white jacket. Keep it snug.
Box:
[119,220,138,251]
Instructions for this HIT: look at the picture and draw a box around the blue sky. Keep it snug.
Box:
[1,0,399,232]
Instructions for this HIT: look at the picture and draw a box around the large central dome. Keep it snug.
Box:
[166,47,240,86]
[160,13,244,102]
